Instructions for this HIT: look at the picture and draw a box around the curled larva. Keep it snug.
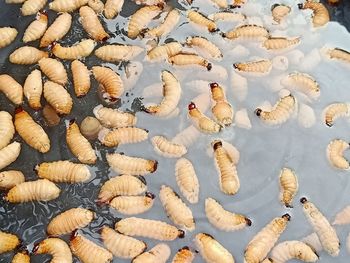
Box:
[14,107,50,153]
[21,0,47,16]
[188,102,221,134]
[43,81,73,115]
[187,10,217,32]
[195,233,234,263]
[151,135,187,158]
[101,226,146,259]
[79,6,109,41]
[300,197,340,256]
[0,75,23,105]
[93,105,136,128]
[172,246,195,263]
[0,142,21,170]
[147,42,182,62]
[128,5,162,39]
[5,179,60,203]
[98,127,148,147]
[263,37,300,51]
[80,116,101,140]
[71,60,91,97]
[43,104,60,126]
[52,39,95,60]
[328,48,350,63]
[70,232,113,263]
[205,197,251,231]
[47,208,95,236]
[12,251,30,263]
[270,241,318,263]
[110,193,155,215]
[223,24,269,41]
[233,59,272,75]
[255,94,296,125]
[92,66,124,101]
[279,168,298,208]
[40,12,72,47]
[145,9,180,38]
[175,158,199,204]
[159,185,195,231]
[271,4,291,23]
[23,12,48,43]
[9,46,48,65]
[33,238,72,263]
[39,57,68,86]
[244,214,291,263]
[115,217,185,241]
[35,160,91,183]
[327,139,350,170]
[49,0,88,12]
[186,36,222,60]
[333,206,350,225]
[210,82,233,126]
[104,0,124,19]
[66,120,97,164]
[281,72,320,100]
[208,11,246,22]
[23,69,42,110]
[0,27,17,48]
[98,174,147,203]
[88,0,104,13]
[0,231,20,254]
[169,52,212,70]
[0,171,25,190]
[0,111,15,150]
[95,44,144,62]
[298,2,329,27]
[132,243,171,263]
[323,103,350,127]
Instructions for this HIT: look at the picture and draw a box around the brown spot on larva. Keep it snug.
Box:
[220,32,226,38]
[70,230,79,241]
[206,63,212,71]
[151,160,158,172]
[255,108,262,116]
[188,102,196,110]
[233,63,239,69]
[282,213,291,221]
[180,246,190,251]
[298,3,304,9]
[32,242,40,254]
[69,119,76,125]
[14,106,24,114]
[213,140,223,150]
[210,82,219,89]
[40,10,48,16]
[145,192,155,199]
[245,218,252,226]
[326,121,333,127]
[300,197,308,204]
[178,230,185,238]
[285,203,293,208]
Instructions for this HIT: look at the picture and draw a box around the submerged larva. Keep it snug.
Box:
[49,0,88,12]
[172,246,195,263]
[187,10,217,32]
[39,57,68,86]
[110,193,155,215]
[66,120,97,164]
[33,238,72,263]
[101,226,146,259]
[223,24,269,41]
[151,136,187,158]
[233,59,272,75]
[0,171,25,190]
[327,139,350,170]
[302,232,323,254]
[244,214,291,263]
[21,0,47,16]
[271,4,291,24]
[5,179,60,203]
[145,9,180,38]
[132,243,171,263]
[43,104,61,126]
[80,116,101,140]
[328,48,350,63]
[175,158,199,204]
[80,6,109,41]
[40,12,72,47]
[263,37,300,50]
[0,75,23,105]
[23,12,48,43]
[104,0,124,19]
[323,103,350,127]
[209,0,227,8]
[0,111,15,150]
[47,208,95,236]
[0,27,17,48]
[9,46,48,65]
[169,52,212,70]
[23,69,42,110]
[0,142,21,171]
[300,197,340,256]
[210,82,234,126]
[195,233,234,263]
[279,168,298,208]
[147,42,182,62]
[52,39,95,60]
[98,127,148,147]
[186,36,222,60]
[71,60,90,97]
[115,217,185,241]
[333,206,350,225]
[92,66,124,100]
[188,102,221,134]
[0,231,20,254]
[208,11,245,22]
[93,105,136,128]
[88,0,104,13]
[270,240,318,263]
[43,81,73,115]
[12,251,30,263]
[95,44,144,62]
[298,2,329,27]
[281,72,320,100]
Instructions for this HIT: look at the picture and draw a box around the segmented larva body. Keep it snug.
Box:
[110,193,155,215]
[186,36,222,60]
[71,60,90,97]
[132,0,164,5]
[47,208,95,236]
[0,111,15,150]
[104,0,124,19]
[49,0,88,12]
[101,226,146,259]
[52,39,95,60]
[233,59,272,74]
[12,251,30,263]
[232,0,246,7]
[0,231,20,254]
[169,53,212,70]
[323,103,349,127]
[35,160,91,183]
[327,139,350,170]
[172,247,195,263]
[133,243,171,263]
[270,241,318,263]
[151,136,187,158]
[255,94,296,125]
[33,238,72,263]
[0,27,17,48]
[299,2,329,27]
[39,58,68,85]
[23,12,48,43]
[128,5,162,39]
[98,174,147,203]
[93,105,137,128]
[43,81,73,115]
[9,46,48,65]
[300,197,340,256]
[263,37,300,50]
[24,69,42,110]
[115,217,185,241]
[14,108,50,153]
[147,42,182,62]
[281,72,320,100]
[195,233,234,263]
[333,206,350,225]
[175,158,199,204]
[244,214,291,263]
[95,44,144,62]
[279,168,298,208]
[40,12,72,47]
[208,11,245,22]
[209,0,227,8]
[88,0,104,13]
[98,127,148,147]
[172,125,200,148]
[0,142,21,170]
[0,75,23,105]
[43,104,60,126]
[187,10,217,32]
[70,233,113,263]
[80,116,101,140]
[66,120,97,164]
[302,233,323,254]
[328,48,350,63]
[146,9,180,38]
[271,4,291,23]
[5,179,60,203]
[159,185,195,231]
[205,197,251,231]
[0,171,24,190]
[210,82,233,126]
[224,25,269,41]
[21,0,47,16]
[92,66,124,100]
[79,6,109,41]
[188,102,221,134]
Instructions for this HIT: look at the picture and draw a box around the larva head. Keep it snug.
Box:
[300,197,308,204]
[14,106,24,115]
[282,213,291,221]
[32,242,41,254]
[209,82,219,90]
[178,229,185,238]
[232,63,239,69]
[149,160,158,173]
[188,102,197,111]
[245,217,252,226]
[271,3,280,11]
[220,32,227,38]
[145,192,156,199]
[70,230,79,241]
[297,3,304,9]
[206,63,212,71]
[255,108,262,117]
[212,140,222,150]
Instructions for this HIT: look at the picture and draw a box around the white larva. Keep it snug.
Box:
[88,0,104,13]
[271,4,291,24]
[122,61,143,92]
[223,24,269,41]
[172,246,195,263]
[233,59,272,75]
[93,105,136,128]
[281,72,320,100]
[95,44,144,62]
[327,47,350,64]
[263,37,300,51]
[169,53,212,71]
[23,69,42,110]
[0,27,17,48]
[0,171,25,190]
[92,66,124,100]
[9,46,48,65]
[98,127,148,147]
[323,103,350,127]
[279,168,298,208]
[188,102,221,134]
[187,10,218,32]
[172,125,201,148]
[49,0,89,12]
[208,11,245,22]
[208,0,227,8]
[52,39,95,60]
[147,42,182,62]
[186,36,222,61]
[151,135,187,158]
[21,0,47,16]
[43,81,73,115]
[71,60,91,97]
[79,6,109,41]
[109,193,155,215]
[175,158,199,204]
[132,243,171,263]
[39,58,68,86]
[0,111,15,150]
[104,0,124,19]
[326,139,350,170]
[269,241,318,263]
[0,142,21,170]
[33,238,72,263]
[235,108,252,129]
[23,12,48,43]
[333,206,350,225]
[145,9,180,38]
[298,2,329,28]
[40,13,72,48]
[302,233,323,254]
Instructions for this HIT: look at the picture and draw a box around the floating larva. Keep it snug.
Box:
[9,46,48,65]
[110,193,155,215]
[0,27,17,48]
[147,42,182,62]
[23,69,42,110]
[186,36,222,61]
[39,57,68,86]
[323,103,350,127]
[195,233,234,263]
[14,107,50,153]
[35,160,91,183]
[333,206,350,225]
[327,139,350,170]
[95,44,144,62]
[205,197,251,231]
[88,0,104,13]
[244,214,291,263]
[0,171,25,190]
[79,6,109,41]
[255,94,296,125]
[132,0,165,5]
[0,231,20,254]
[101,226,146,259]
[210,82,233,126]
[169,52,212,70]
[80,116,101,140]
[115,217,185,241]
[223,24,269,41]
[52,39,95,60]
[93,105,136,128]
[92,66,124,101]
[209,0,227,8]
[5,179,60,203]
[12,251,30,263]
[104,0,124,19]
[302,232,323,254]
[47,208,95,236]
[208,11,245,22]
[263,37,300,51]
[98,127,148,147]
[23,12,48,43]
[33,238,72,263]
[300,197,340,256]
[106,153,157,176]
[40,12,72,47]
[187,10,217,32]
[128,5,162,39]
[43,81,73,115]
[71,60,91,97]
[298,2,329,27]
[271,4,291,24]
[151,136,187,158]
[121,61,143,91]
[279,168,298,208]
[21,0,47,16]
[66,120,97,164]
[0,111,15,150]
[145,9,180,38]
[49,0,89,12]
[188,102,221,134]
[328,48,350,63]
[175,158,199,204]
[172,246,195,263]
[159,185,195,231]
[233,59,272,75]
[281,72,320,100]
[172,125,201,148]
[270,241,318,263]
[0,142,21,170]
[0,75,23,105]
[43,104,61,126]
[132,243,171,263]
[70,232,113,263]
